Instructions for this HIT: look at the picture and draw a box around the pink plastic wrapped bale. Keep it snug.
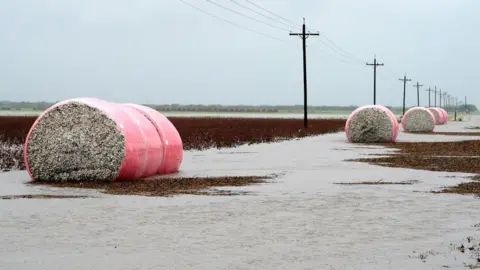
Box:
[427,107,444,125]
[401,107,436,133]
[23,97,163,182]
[438,108,448,123]
[345,105,398,143]
[124,104,183,174]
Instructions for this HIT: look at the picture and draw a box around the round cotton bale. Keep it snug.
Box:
[345,105,398,143]
[23,98,162,182]
[124,103,183,174]
[427,107,443,125]
[439,108,448,123]
[401,107,436,133]
[432,107,446,124]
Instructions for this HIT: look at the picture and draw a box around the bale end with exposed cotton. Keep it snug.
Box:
[24,101,126,182]
[345,105,398,143]
[24,98,184,182]
[401,107,436,133]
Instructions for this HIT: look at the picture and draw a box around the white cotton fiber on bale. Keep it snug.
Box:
[23,98,164,182]
[345,105,398,143]
[0,142,23,171]
[427,107,442,125]
[401,107,436,133]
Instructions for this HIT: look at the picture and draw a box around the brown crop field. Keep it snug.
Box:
[0,115,346,171]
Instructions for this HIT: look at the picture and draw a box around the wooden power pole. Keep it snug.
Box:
[289,18,319,128]
[413,81,423,107]
[425,87,433,107]
[366,55,384,105]
[439,89,442,108]
[399,74,411,116]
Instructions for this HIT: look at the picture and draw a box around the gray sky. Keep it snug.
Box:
[1,0,479,107]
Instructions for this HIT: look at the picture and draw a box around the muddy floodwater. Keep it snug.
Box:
[1,116,479,270]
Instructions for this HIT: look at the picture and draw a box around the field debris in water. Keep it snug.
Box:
[349,140,480,173]
[411,236,480,268]
[432,179,480,197]
[349,140,480,196]
[28,175,275,197]
[0,194,91,200]
[334,179,419,185]
[417,131,480,136]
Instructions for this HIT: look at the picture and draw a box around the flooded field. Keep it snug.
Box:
[1,117,479,269]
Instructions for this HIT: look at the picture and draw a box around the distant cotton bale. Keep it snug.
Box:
[401,107,436,133]
[427,107,444,125]
[345,105,398,143]
[438,108,448,123]
[432,107,446,124]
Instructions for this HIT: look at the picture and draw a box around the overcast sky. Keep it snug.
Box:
[1,0,478,107]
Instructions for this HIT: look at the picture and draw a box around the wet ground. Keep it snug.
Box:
[1,116,479,269]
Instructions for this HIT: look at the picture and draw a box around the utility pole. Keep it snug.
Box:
[399,73,411,116]
[289,18,319,128]
[366,55,384,105]
[426,87,433,107]
[434,86,437,107]
[439,89,442,108]
[413,81,423,107]
[465,96,468,112]
[442,92,448,110]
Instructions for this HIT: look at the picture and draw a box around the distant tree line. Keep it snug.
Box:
[0,101,476,113]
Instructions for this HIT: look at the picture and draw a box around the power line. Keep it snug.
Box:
[308,43,358,65]
[229,0,296,30]
[178,0,286,42]
[205,0,291,32]
[311,38,363,64]
[243,0,300,27]
[242,0,365,64]
[316,35,365,64]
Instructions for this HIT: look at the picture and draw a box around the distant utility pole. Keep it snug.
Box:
[399,73,412,115]
[465,96,468,111]
[434,86,437,107]
[439,89,442,108]
[366,55,384,105]
[426,87,433,107]
[442,92,448,109]
[289,18,319,128]
[413,81,423,107]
